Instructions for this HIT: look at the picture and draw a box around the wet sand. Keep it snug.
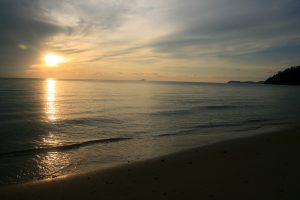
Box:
[1,128,300,199]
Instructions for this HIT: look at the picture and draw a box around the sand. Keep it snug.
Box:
[1,128,300,200]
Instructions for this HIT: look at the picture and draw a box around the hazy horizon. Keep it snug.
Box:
[0,75,265,84]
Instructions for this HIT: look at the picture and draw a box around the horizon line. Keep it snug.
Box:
[0,76,230,85]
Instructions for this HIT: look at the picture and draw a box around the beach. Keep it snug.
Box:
[1,0,300,198]
[1,79,300,184]
[1,127,300,200]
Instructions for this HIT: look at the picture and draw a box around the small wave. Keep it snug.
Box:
[149,105,238,116]
[200,105,239,110]
[192,123,242,129]
[193,118,276,129]
[232,121,291,132]
[0,137,131,158]
[157,129,194,137]
[157,118,278,137]
[58,117,122,126]
[234,125,264,132]
[244,119,274,123]
[149,109,193,116]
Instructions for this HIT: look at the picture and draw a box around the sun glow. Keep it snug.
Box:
[43,54,64,67]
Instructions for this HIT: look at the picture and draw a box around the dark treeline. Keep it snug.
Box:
[265,66,300,85]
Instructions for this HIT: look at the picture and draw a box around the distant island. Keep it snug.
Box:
[228,65,300,86]
[265,66,300,85]
[228,81,264,84]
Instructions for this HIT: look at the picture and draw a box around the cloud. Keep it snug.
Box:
[0,0,135,76]
[150,0,300,58]
[1,0,300,81]
[0,0,68,75]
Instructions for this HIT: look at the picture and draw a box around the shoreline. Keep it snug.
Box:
[1,127,300,199]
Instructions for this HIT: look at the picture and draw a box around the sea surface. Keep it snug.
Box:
[0,78,300,185]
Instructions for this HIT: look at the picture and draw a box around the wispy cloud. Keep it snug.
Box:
[150,0,300,57]
[1,0,300,81]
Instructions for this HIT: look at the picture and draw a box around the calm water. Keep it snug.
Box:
[0,78,300,185]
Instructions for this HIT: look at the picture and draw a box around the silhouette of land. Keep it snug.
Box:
[265,66,300,85]
[228,81,263,84]
[228,66,300,86]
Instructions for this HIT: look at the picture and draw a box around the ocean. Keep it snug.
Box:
[0,78,299,185]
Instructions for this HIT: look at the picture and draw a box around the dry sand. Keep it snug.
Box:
[1,128,300,200]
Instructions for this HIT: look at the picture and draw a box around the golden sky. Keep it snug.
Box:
[1,0,300,82]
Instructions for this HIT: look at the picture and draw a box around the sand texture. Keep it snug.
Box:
[1,128,300,200]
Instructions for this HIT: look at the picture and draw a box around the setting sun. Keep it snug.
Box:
[43,54,64,67]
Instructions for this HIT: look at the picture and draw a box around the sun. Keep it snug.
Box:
[43,54,65,67]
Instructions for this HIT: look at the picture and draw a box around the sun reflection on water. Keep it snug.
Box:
[35,151,71,178]
[36,79,71,178]
[46,79,57,121]
[37,131,72,179]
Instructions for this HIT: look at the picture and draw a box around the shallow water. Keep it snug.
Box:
[0,78,300,184]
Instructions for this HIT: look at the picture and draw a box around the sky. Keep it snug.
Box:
[0,0,300,82]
